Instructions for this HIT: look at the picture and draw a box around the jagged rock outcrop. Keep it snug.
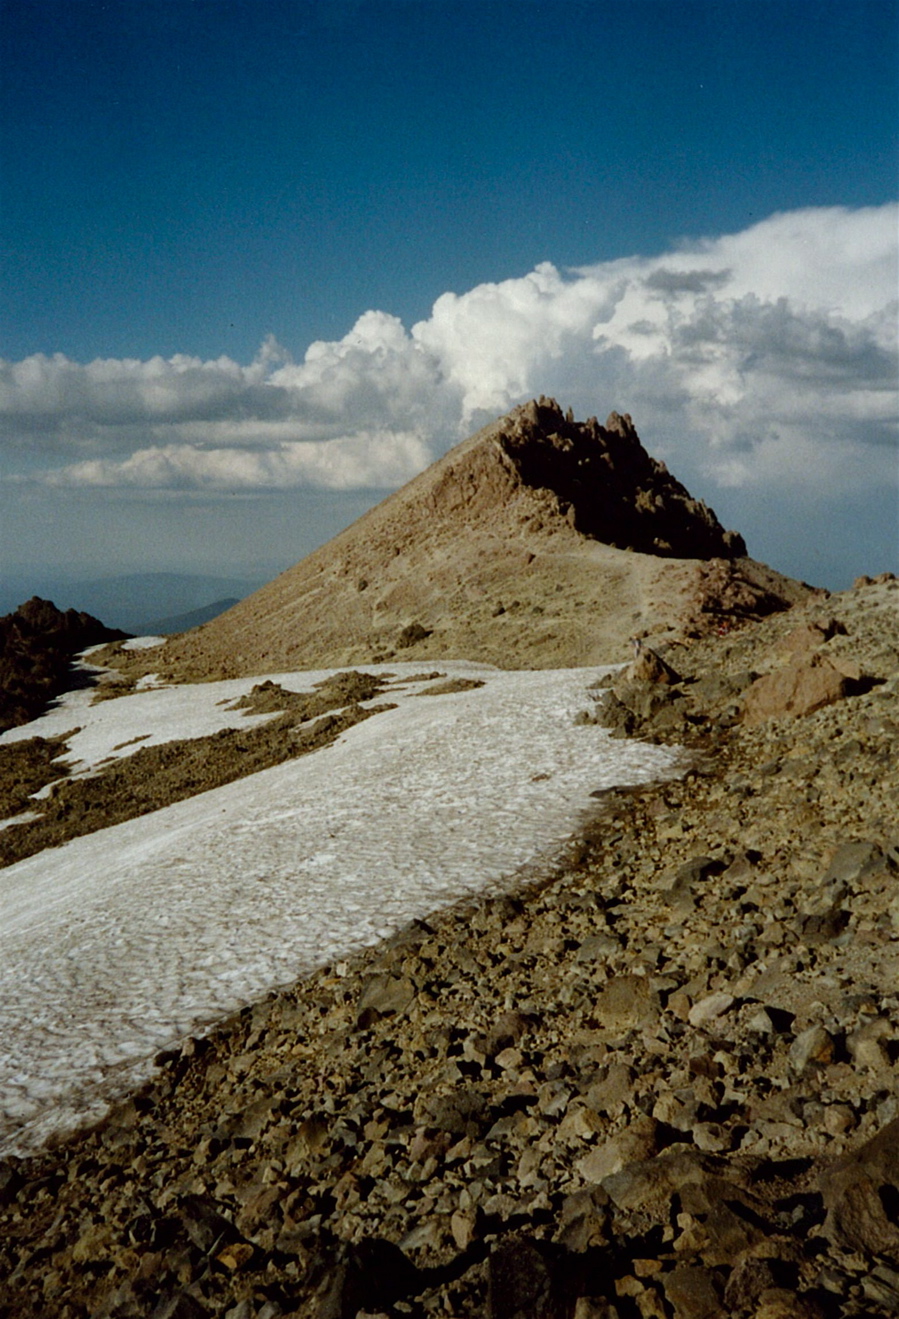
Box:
[0,597,128,732]
[94,401,807,681]
[497,398,746,559]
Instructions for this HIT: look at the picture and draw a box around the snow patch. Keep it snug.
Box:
[121,635,167,650]
[0,663,684,1157]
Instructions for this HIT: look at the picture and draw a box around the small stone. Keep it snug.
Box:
[573,1300,618,1319]
[487,1237,554,1319]
[746,1008,776,1035]
[592,975,660,1031]
[862,1264,899,1311]
[723,1256,778,1310]
[823,1104,856,1136]
[577,1117,659,1183]
[820,1116,899,1258]
[558,1104,604,1140]
[450,1209,475,1250]
[216,1242,254,1271]
[622,648,682,685]
[788,1025,835,1074]
[634,1258,664,1278]
[823,840,888,885]
[692,1122,732,1152]
[71,1222,113,1264]
[493,1046,523,1071]
[688,993,735,1028]
[663,1264,721,1319]
[357,973,417,1022]
[847,1018,892,1071]
[751,1290,825,1319]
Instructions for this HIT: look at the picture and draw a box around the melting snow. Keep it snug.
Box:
[0,661,685,1157]
[120,635,167,650]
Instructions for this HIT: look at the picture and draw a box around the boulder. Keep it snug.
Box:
[819,1116,899,1260]
[740,654,851,725]
[576,1116,660,1183]
[621,646,682,685]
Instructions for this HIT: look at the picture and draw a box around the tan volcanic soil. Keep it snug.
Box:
[1,575,897,1318]
[93,548,812,688]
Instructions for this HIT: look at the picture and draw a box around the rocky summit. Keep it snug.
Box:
[1,573,897,1318]
[100,400,809,682]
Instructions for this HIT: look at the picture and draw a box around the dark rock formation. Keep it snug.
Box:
[0,597,129,732]
[498,397,746,559]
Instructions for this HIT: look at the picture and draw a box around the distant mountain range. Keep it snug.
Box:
[0,572,268,635]
[144,598,241,635]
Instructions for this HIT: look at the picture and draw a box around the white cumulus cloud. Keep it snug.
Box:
[0,204,895,500]
[42,430,433,492]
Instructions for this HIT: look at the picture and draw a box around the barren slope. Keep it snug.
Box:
[105,400,813,682]
[2,578,897,1318]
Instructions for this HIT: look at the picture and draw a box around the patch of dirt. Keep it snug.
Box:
[90,674,140,702]
[228,670,385,716]
[0,733,75,821]
[413,677,486,696]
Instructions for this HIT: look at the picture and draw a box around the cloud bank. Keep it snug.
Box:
[2,205,896,501]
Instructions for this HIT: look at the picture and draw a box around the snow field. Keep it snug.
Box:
[0,661,685,1156]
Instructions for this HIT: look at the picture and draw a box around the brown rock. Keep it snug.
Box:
[356,973,417,1022]
[577,1116,660,1183]
[622,647,682,685]
[483,1009,539,1058]
[751,1290,825,1319]
[592,975,660,1033]
[723,1255,779,1310]
[585,1063,635,1118]
[741,654,851,726]
[573,1301,618,1319]
[688,992,735,1028]
[663,1265,721,1319]
[820,1116,899,1260]
[823,839,891,885]
[780,618,845,656]
[487,1236,559,1319]
[788,1025,836,1074]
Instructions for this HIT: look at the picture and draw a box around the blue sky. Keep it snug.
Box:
[1,0,897,595]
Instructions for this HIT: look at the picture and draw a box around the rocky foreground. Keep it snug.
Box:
[1,576,898,1319]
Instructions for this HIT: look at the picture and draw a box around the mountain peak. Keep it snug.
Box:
[485,397,746,559]
[117,403,807,679]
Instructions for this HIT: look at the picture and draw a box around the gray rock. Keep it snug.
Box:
[788,1025,835,1074]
